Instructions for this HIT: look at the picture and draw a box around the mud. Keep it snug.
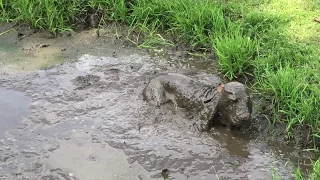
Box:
[0,88,30,138]
[0,23,314,180]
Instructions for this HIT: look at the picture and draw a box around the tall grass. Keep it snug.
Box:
[1,0,320,178]
[260,65,320,133]
[0,0,129,33]
[213,31,258,80]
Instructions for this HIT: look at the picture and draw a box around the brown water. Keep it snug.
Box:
[0,23,312,180]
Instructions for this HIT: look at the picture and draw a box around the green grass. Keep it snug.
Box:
[273,158,320,180]
[0,0,129,33]
[309,159,320,180]
[1,0,320,178]
[213,30,258,80]
[261,65,320,131]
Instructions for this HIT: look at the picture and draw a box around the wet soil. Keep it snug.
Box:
[0,23,314,180]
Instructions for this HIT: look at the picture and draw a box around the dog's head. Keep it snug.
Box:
[217,82,252,127]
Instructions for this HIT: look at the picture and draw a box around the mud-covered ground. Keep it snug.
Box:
[0,23,313,180]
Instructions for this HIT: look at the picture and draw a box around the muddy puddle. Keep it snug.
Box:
[0,24,313,180]
[0,88,30,138]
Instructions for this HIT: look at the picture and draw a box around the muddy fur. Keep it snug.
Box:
[215,82,252,128]
[142,72,253,131]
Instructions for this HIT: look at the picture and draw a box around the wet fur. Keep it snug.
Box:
[143,73,252,130]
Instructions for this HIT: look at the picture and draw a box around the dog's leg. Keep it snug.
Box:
[198,109,208,129]
[165,92,178,114]
[149,82,167,107]
[191,122,202,135]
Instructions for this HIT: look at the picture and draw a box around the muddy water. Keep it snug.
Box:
[0,88,30,138]
[0,24,311,180]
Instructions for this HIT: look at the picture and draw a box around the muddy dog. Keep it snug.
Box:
[142,72,252,131]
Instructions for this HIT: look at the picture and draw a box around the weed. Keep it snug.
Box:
[0,0,5,18]
[309,158,320,180]
[293,158,320,180]
[0,27,14,36]
[212,30,258,80]
[271,165,282,180]
[259,65,320,132]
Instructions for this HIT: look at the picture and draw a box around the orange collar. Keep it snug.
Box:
[217,84,224,92]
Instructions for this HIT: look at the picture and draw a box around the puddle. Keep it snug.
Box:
[0,23,140,72]
[0,88,30,138]
[0,53,310,180]
[42,131,150,180]
[0,23,313,180]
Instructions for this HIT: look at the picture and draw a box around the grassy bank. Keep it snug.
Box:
[1,0,320,178]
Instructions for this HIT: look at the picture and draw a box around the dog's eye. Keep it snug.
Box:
[229,99,238,103]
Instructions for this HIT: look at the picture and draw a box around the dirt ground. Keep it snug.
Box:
[0,23,313,180]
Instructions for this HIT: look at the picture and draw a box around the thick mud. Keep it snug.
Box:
[0,24,313,180]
